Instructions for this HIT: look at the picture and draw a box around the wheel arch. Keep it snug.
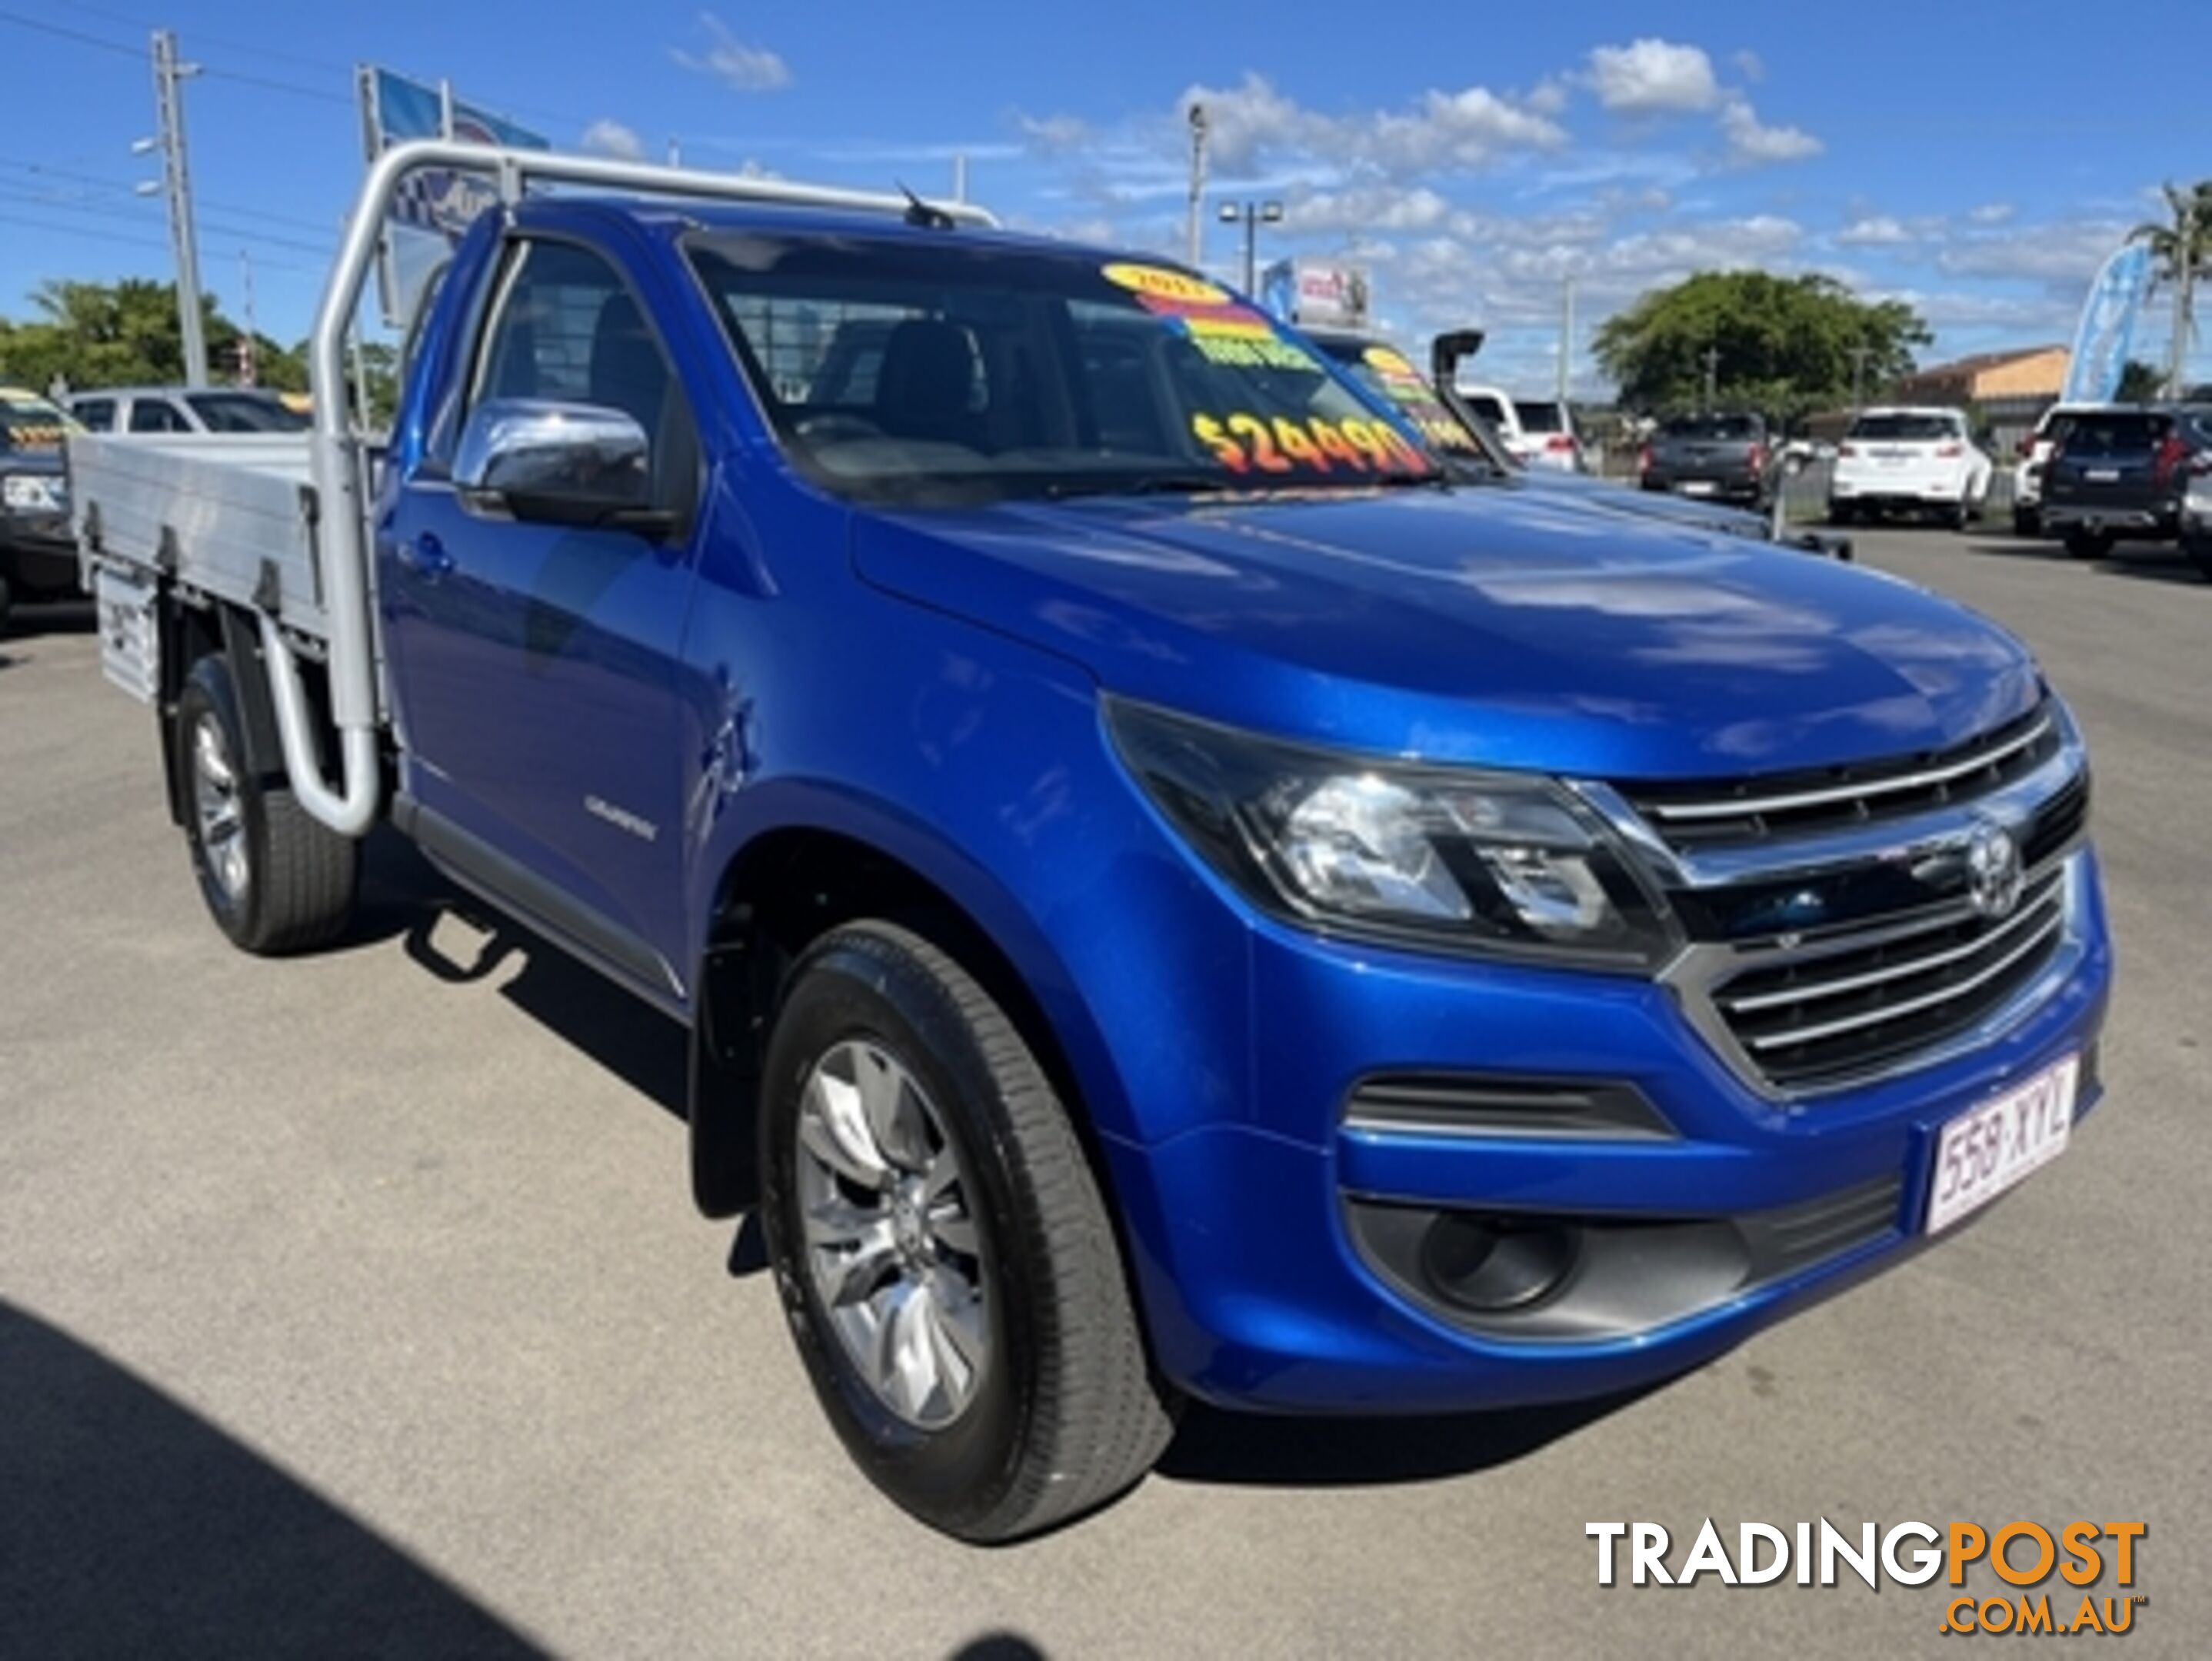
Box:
[686,792,1134,1229]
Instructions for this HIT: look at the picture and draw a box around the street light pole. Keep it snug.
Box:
[145,29,208,388]
[1185,105,1208,270]
[1702,345,1719,413]
[1218,199,1283,295]
[1848,343,1873,413]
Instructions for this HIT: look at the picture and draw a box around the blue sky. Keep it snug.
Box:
[2,0,2200,394]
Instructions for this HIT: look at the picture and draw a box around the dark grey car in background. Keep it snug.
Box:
[1639,411,1772,507]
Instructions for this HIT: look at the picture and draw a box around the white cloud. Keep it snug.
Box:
[1968,201,2015,225]
[1837,215,1910,245]
[1524,78,1570,116]
[1178,72,1565,179]
[1934,218,2130,286]
[1018,112,1090,152]
[581,118,645,160]
[1732,49,1766,83]
[1587,39,1721,113]
[1720,97,1821,162]
[671,12,791,92]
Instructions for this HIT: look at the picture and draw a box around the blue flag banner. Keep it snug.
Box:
[358,65,551,325]
[2060,242,2153,405]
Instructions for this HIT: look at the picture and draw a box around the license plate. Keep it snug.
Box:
[1680,479,1717,495]
[2087,468,2119,483]
[1925,1054,2077,1233]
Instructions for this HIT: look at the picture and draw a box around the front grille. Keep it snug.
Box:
[1711,867,2068,1088]
[1624,702,2059,854]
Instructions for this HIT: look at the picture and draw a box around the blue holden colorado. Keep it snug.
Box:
[69,145,2110,1543]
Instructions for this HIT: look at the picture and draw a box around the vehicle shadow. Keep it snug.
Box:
[2088,549,2210,587]
[0,1300,546,1658]
[389,849,690,1127]
[1155,1381,1661,1490]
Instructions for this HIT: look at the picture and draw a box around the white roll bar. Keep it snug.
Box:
[274,138,996,836]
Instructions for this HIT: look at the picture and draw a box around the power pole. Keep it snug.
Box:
[1185,105,1208,269]
[148,29,208,388]
[1702,345,1719,412]
[667,137,682,168]
[1848,343,1873,412]
[238,248,257,387]
[1557,273,1575,404]
[952,151,968,205]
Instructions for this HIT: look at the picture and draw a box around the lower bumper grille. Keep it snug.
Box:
[1713,866,2069,1089]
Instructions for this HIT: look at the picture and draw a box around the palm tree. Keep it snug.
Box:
[2131,180,2212,397]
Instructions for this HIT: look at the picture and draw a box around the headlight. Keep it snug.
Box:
[1107,699,1681,970]
[2,474,62,511]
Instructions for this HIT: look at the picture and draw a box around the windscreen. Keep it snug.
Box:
[0,395,74,450]
[185,392,308,434]
[1514,400,1564,432]
[1847,412,1959,441]
[1661,414,1760,441]
[686,236,1436,502]
[1462,391,1509,424]
[1326,341,1487,461]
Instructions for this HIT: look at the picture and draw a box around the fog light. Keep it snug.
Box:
[1420,1214,1580,1313]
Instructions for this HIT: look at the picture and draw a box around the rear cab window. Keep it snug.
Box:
[1661,414,1761,441]
[1514,400,1566,433]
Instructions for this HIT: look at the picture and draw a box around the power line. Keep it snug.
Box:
[0,158,335,238]
[0,7,143,58]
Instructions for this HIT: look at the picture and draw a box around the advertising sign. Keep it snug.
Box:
[2059,241,2153,405]
[358,65,550,325]
[1258,259,1371,331]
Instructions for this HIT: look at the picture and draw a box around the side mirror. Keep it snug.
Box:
[454,398,669,534]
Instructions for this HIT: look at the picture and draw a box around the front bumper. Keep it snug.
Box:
[0,514,78,592]
[1108,849,2113,1413]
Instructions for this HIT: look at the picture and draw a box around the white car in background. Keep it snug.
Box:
[1456,384,1586,471]
[1827,407,1994,530]
[2009,403,2106,536]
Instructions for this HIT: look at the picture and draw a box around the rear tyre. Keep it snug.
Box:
[2063,528,2112,561]
[0,572,12,636]
[759,920,1174,1543]
[176,653,359,955]
[1826,501,1855,527]
[2012,505,2040,538]
[2185,535,2212,581]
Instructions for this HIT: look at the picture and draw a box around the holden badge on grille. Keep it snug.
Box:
[1965,819,2025,920]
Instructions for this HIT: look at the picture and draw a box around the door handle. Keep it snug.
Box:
[397,532,453,579]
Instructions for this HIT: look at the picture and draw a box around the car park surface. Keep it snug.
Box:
[2,523,2202,1658]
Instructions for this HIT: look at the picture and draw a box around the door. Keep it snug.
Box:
[381,235,703,995]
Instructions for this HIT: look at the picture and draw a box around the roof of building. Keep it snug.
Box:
[1904,345,2068,379]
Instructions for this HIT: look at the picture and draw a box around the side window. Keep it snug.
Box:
[468,238,698,511]
[74,399,114,431]
[128,398,188,433]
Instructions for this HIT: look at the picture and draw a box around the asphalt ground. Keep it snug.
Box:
[2,524,2205,1659]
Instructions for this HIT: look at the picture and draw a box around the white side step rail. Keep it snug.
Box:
[72,138,995,837]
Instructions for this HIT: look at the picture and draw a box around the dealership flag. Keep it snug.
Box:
[2060,242,2153,405]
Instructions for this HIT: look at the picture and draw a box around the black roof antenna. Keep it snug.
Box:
[898,181,958,231]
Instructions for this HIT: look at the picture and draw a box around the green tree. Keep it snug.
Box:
[2115,357,2165,402]
[2130,179,2212,397]
[0,278,306,395]
[1591,271,1931,420]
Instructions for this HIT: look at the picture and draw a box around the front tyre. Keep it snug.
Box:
[2186,534,2212,581]
[175,653,358,955]
[759,921,1174,1543]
